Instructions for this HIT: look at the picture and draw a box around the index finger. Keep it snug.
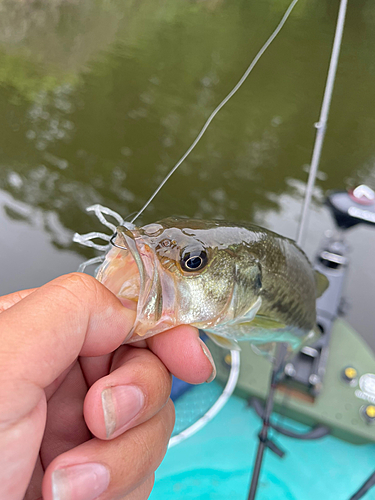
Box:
[0,272,136,424]
[0,288,36,313]
[0,273,137,500]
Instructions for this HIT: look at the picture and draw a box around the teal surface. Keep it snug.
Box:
[151,386,375,500]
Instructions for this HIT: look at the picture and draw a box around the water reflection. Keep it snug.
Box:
[0,0,374,346]
[0,0,121,71]
[0,189,81,292]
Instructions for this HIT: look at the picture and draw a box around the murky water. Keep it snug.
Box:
[0,0,374,348]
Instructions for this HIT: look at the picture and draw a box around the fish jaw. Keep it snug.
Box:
[96,227,237,343]
[96,245,140,311]
[97,227,180,342]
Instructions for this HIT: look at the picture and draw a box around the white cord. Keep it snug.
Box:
[169,350,240,447]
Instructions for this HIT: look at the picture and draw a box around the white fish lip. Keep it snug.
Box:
[95,242,139,308]
[115,226,165,340]
[115,226,147,300]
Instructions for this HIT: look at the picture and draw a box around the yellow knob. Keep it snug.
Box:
[344,367,357,380]
[365,405,375,419]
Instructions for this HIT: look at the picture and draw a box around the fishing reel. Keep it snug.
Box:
[283,185,375,396]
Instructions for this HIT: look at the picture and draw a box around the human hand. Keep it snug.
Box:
[0,273,216,500]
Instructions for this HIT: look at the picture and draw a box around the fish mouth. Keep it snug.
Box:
[96,225,175,342]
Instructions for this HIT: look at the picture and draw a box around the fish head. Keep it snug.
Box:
[96,218,263,342]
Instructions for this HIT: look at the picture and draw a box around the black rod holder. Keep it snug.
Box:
[247,343,288,500]
[349,471,375,500]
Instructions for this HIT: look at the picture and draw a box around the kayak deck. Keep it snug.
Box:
[151,385,375,499]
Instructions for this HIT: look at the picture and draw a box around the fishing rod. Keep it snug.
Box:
[247,0,349,498]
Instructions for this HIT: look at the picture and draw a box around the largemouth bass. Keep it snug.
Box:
[96,218,328,353]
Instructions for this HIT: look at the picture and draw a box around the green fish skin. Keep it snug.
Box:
[96,218,327,352]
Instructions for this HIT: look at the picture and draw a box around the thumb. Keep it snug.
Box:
[0,273,135,500]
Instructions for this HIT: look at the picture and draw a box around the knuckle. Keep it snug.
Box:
[130,430,158,476]
[151,358,172,396]
[114,348,172,403]
[58,272,98,296]
[163,399,175,436]
[118,473,155,500]
[50,273,100,310]
[143,474,156,500]
[131,403,174,475]
[130,474,155,500]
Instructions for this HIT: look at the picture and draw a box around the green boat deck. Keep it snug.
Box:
[151,320,375,499]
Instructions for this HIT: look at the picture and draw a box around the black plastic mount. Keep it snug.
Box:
[326,186,375,230]
[283,186,375,396]
[283,232,348,396]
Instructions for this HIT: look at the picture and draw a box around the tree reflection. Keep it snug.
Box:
[0,0,375,256]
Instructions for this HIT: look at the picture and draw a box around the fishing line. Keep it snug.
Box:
[75,0,301,449]
[146,0,300,447]
[75,0,343,459]
[130,0,300,224]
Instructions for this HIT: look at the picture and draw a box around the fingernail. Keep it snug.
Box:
[101,385,144,438]
[199,339,216,383]
[51,463,110,500]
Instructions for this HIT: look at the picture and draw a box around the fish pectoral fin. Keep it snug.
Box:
[284,326,322,360]
[205,332,241,351]
[303,325,322,346]
[250,315,286,330]
[251,341,276,359]
[315,270,329,298]
[227,297,262,326]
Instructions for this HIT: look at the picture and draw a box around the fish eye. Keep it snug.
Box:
[180,249,208,272]
[160,239,172,247]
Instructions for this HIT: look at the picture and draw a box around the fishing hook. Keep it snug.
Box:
[109,232,128,251]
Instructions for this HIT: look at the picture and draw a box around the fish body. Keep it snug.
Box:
[96,218,327,352]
